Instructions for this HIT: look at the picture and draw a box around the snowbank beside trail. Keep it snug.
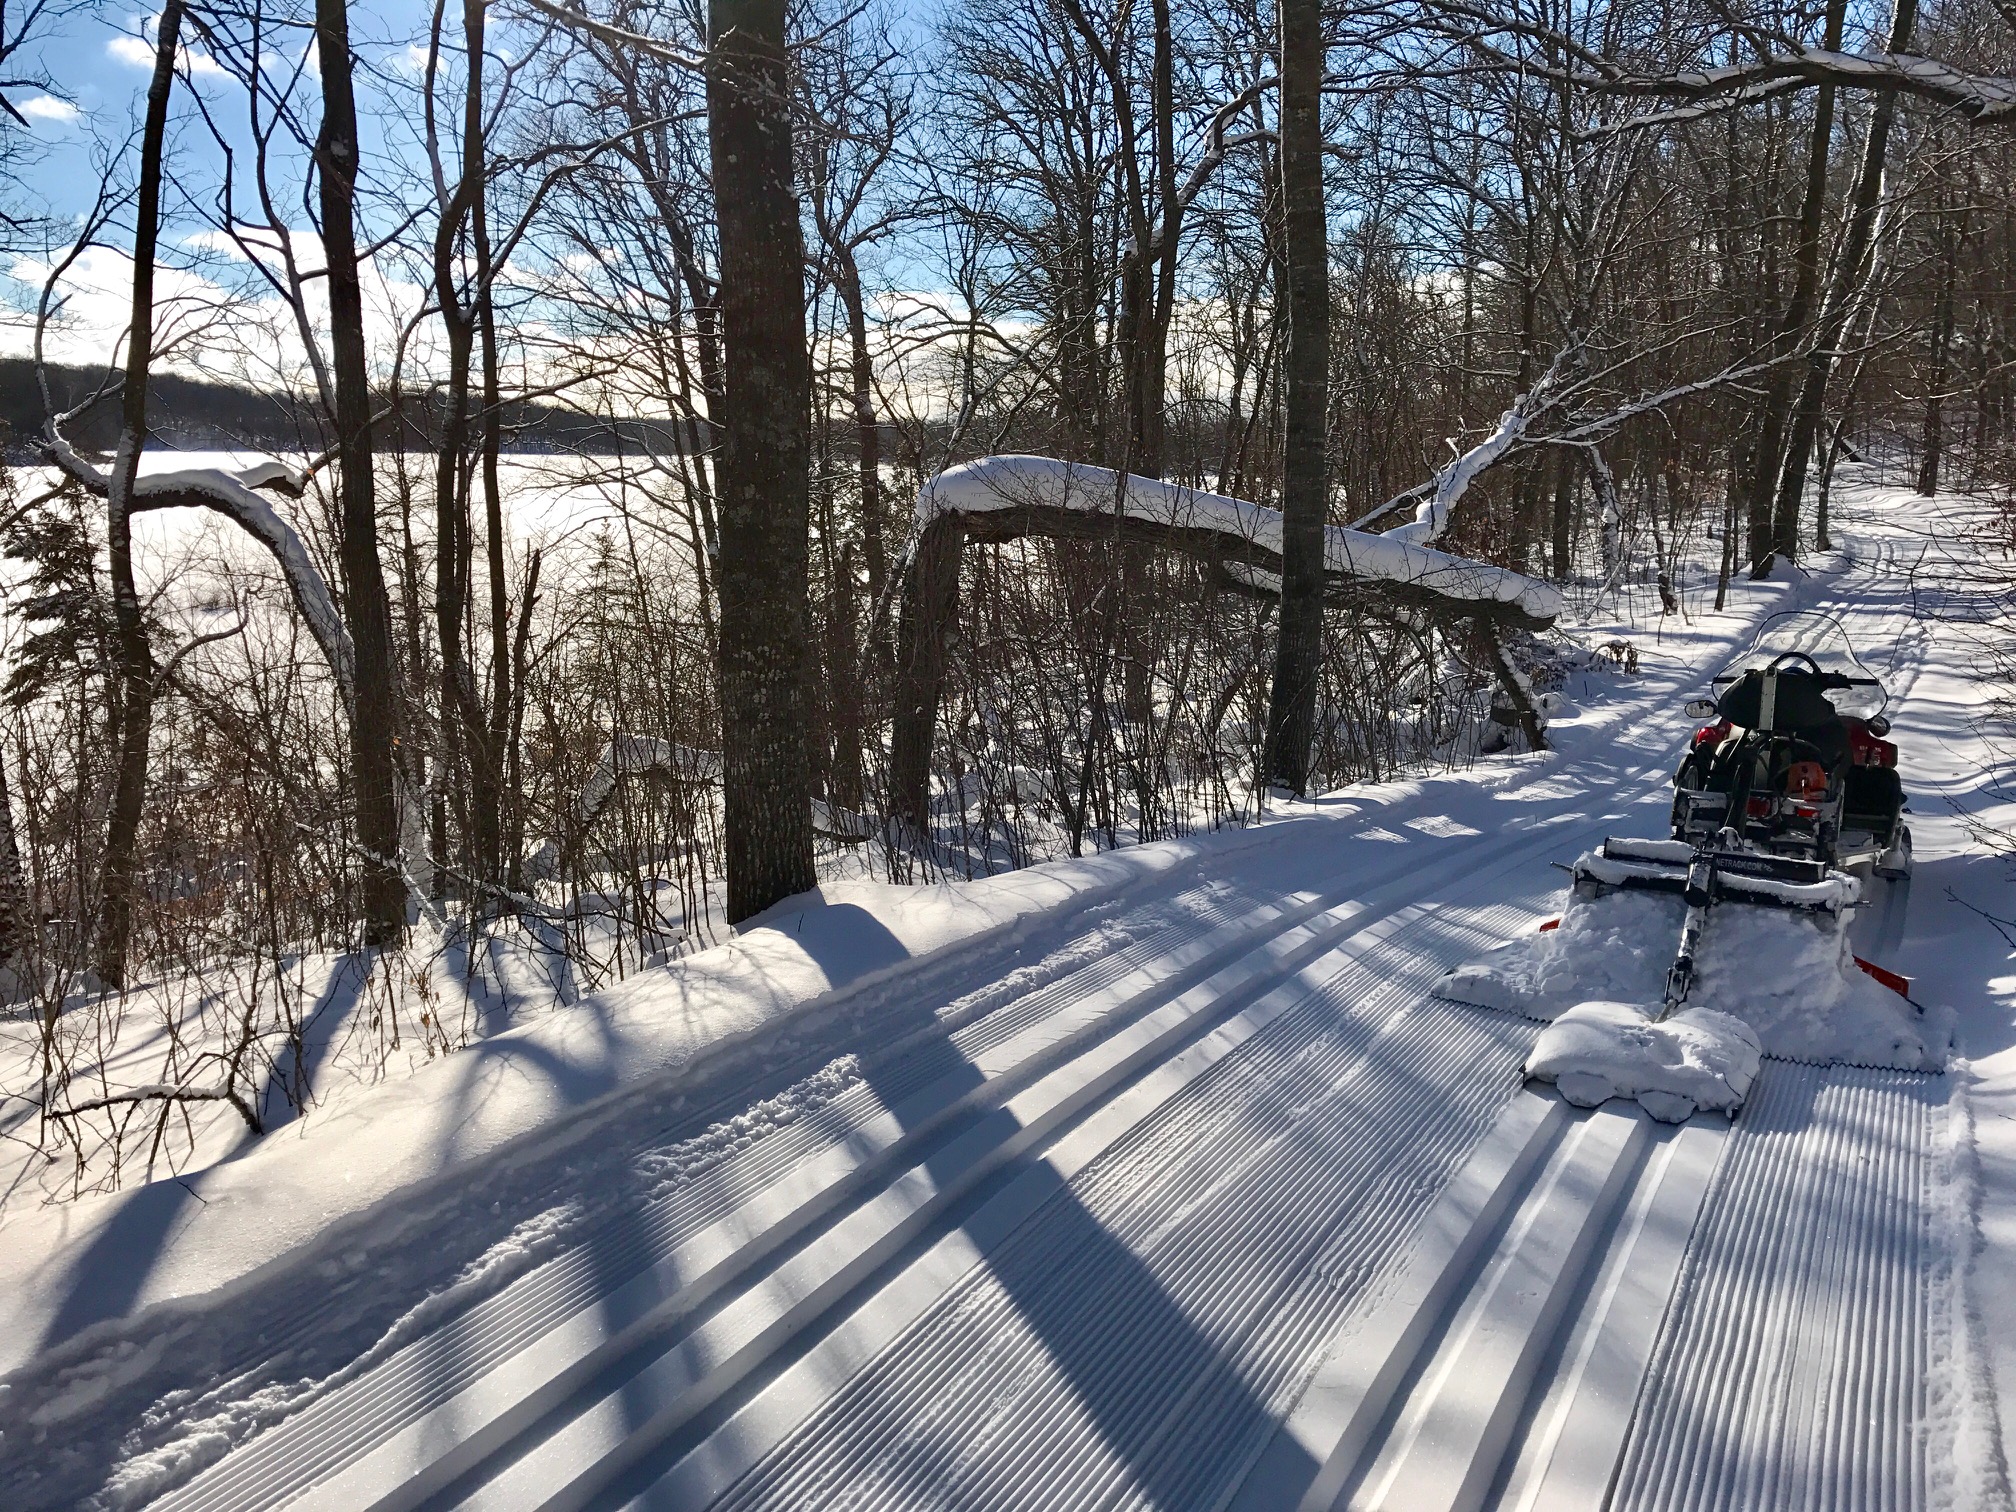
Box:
[1435,880,1951,1072]
[1527,1000,1760,1122]
[0,824,1287,1377]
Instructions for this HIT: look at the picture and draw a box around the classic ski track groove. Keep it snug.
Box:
[147,530,1956,1512]
[1606,1062,1942,1512]
[158,816,1561,1512]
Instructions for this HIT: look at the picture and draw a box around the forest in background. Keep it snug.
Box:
[3,0,2016,1193]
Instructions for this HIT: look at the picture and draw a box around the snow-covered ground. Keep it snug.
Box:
[2,472,2013,1510]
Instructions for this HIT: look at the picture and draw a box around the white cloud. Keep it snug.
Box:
[388,42,434,78]
[106,34,154,67]
[1,242,430,392]
[181,226,323,265]
[107,20,231,78]
[17,95,81,125]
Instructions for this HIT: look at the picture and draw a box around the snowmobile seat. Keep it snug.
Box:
[1714,666,1846,737]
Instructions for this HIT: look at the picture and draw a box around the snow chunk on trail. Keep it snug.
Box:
[1435,880,1950,1073]
[1526,1000,1761,1123]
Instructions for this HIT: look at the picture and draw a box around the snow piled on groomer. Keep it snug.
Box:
[1435,870,1953,1124]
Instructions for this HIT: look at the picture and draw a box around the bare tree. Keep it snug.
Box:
[93,0,185,987]
[1261,0,1326,795]
[709,0,816,919]
[315,0,407,942]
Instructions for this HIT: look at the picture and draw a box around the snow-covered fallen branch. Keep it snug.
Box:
[574,736,723,828]
[50,1080,263,1134]
[41,438,356,706]
[1384,354,1567,549]
[914,454,1562,626]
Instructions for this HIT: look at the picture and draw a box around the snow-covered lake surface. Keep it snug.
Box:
[2,473,2013,1510]
[11,448,690,576]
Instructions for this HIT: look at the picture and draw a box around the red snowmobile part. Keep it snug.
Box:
[1853,957,1913,999]
[1846,720,1898,768]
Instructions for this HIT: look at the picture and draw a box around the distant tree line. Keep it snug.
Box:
[0,360,704,457]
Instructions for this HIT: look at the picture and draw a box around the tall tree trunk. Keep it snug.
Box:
[1750,0,1846,575]
[1141,0,1178,475]
[890,515,963,841]
[479,239,514,883]
[1775,0,1919,539]
[1550,450,1574,581]
[316,0,406,942]
[95,0,184,988]
[835,250,886,607]
[430,0,504,893]
[1716,437,1744,612]
[825,251,879,799]
[1261,0,1328,796]
[709,0,817,921]
[1919,219,1957,496]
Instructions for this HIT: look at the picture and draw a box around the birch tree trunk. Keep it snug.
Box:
[316,0,407,943]
[1261,0,1329,797]
[708,0,816,921]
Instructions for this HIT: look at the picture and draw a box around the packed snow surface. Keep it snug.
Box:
[1434,873,1951,1071]
[1526,999,1762,1121]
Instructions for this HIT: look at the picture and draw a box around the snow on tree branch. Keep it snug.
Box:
[518,0,707,71]
[915,454,1562,627]
[1132,81,1278,262]
[42,436,356,706]
[1591,48,2016,123]
[1386,354,1567,548]
[574,735,722,828]
[1427,1,2016,125]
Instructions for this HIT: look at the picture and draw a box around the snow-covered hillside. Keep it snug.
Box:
[3,474,2014,1510]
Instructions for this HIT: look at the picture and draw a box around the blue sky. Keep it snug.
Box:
[3,3,963,385]
[8,2,948,225]
[9,4,444,223]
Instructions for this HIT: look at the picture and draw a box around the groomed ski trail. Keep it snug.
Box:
[19,490,1985,1512]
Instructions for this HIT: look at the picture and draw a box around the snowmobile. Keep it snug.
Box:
[1667,610,1910,878]
[1431,612,1923,1121]
[1576,611,1910,1014]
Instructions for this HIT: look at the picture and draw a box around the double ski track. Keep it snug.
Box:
[136,541,1960,1512]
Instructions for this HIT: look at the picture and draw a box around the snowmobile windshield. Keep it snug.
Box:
[1716,611,1888,720]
